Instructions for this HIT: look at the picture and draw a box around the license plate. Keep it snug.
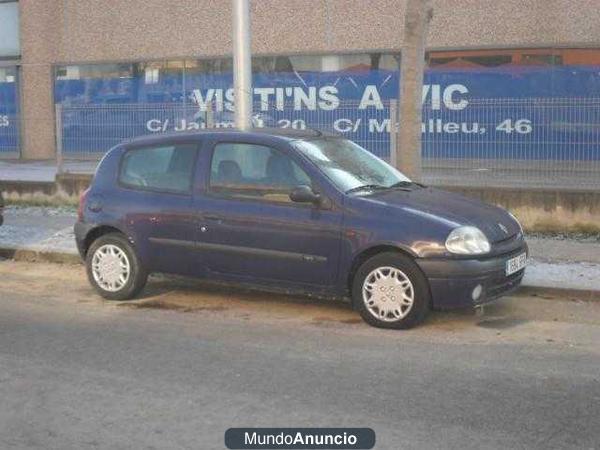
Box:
[506,252,527,276]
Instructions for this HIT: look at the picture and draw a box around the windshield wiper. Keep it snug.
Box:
[388,181,426,189]
[346,181,426,195]
[345,184,386,194]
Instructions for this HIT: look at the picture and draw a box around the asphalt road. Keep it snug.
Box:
[1,261,599,450]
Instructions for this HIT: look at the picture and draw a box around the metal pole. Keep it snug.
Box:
[389,100,398,167]
[55,103,64,175]
[232,0,252,129]
[206,102,214,129]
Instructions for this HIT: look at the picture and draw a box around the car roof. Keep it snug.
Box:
[123,127,340,147]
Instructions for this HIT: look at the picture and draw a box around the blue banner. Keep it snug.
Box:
[0,78,19,154]
[55,65,600,160]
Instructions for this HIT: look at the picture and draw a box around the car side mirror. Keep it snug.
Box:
[289,185,321,205]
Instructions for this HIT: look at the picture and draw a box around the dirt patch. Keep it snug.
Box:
[477,317,530,329]
[122,299,229,313]
[339,317,363,324]
[311,315,362,326]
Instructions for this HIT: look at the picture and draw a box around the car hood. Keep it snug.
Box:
[355,187,520,243]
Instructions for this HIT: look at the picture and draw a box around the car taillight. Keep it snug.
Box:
[78,188,90,221]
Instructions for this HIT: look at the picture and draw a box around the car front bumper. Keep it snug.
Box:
[416,243,528,310]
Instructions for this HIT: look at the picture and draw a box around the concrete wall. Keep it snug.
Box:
[31,0,600,63]
[17,0,600,159]
[446,187,600,234]
[3,174,599,234]
[19,0,61,160]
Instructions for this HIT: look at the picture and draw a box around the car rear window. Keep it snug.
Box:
[120,144,197,194]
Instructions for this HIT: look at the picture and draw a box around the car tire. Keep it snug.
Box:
[85,232,148,301]
[352,251,430,329]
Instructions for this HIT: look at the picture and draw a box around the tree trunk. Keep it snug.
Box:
[396,0,433,181]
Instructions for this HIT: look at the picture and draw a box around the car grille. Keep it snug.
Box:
[485,269,525,301]
[494,231,519,245]
[491,232,525,256]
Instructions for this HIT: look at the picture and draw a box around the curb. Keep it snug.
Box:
[1,247,599,302]
[517,285,600,302]
[0,247,81,265]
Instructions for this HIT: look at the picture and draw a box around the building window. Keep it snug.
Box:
[53,52,401,107]
[0,66,17,84]
[521,54,563,66]
[144,68,160,84]
[0,1,19,57]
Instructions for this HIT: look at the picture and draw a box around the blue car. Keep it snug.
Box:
[75,128,527,329]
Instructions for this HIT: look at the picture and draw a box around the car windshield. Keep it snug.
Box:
[294,138,412,194]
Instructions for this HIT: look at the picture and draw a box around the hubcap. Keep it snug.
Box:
[91,244,131,292]
[362,266,414,322]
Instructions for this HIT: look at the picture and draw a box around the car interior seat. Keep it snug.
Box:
[216,160,243,184]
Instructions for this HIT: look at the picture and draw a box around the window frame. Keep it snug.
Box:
[206,140,317,206]
[118,141,200,196]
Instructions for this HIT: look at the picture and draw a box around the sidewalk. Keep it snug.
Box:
[0,160,97,182]
[0,206,77,254]
[525,237,600,292]
[1,205,599,299]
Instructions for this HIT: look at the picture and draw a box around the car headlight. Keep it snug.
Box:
[445,226,491,255]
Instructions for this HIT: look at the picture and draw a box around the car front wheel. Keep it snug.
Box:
[352,252,430,329]
[86,232,148,300]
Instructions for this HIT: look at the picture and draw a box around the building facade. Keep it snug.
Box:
[1,0,600,160]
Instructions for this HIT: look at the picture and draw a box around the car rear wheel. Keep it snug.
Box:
[352,252,430,329]
[86,232,147,300]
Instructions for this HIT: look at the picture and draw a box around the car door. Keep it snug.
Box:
[117,140,202,276]
[193,139,343,287]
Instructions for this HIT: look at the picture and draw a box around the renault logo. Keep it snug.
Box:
[498,223,509,234]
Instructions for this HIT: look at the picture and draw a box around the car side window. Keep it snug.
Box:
[209,143,312,203]
[120,143,197,194]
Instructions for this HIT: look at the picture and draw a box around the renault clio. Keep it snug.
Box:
[75,129,527,329]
